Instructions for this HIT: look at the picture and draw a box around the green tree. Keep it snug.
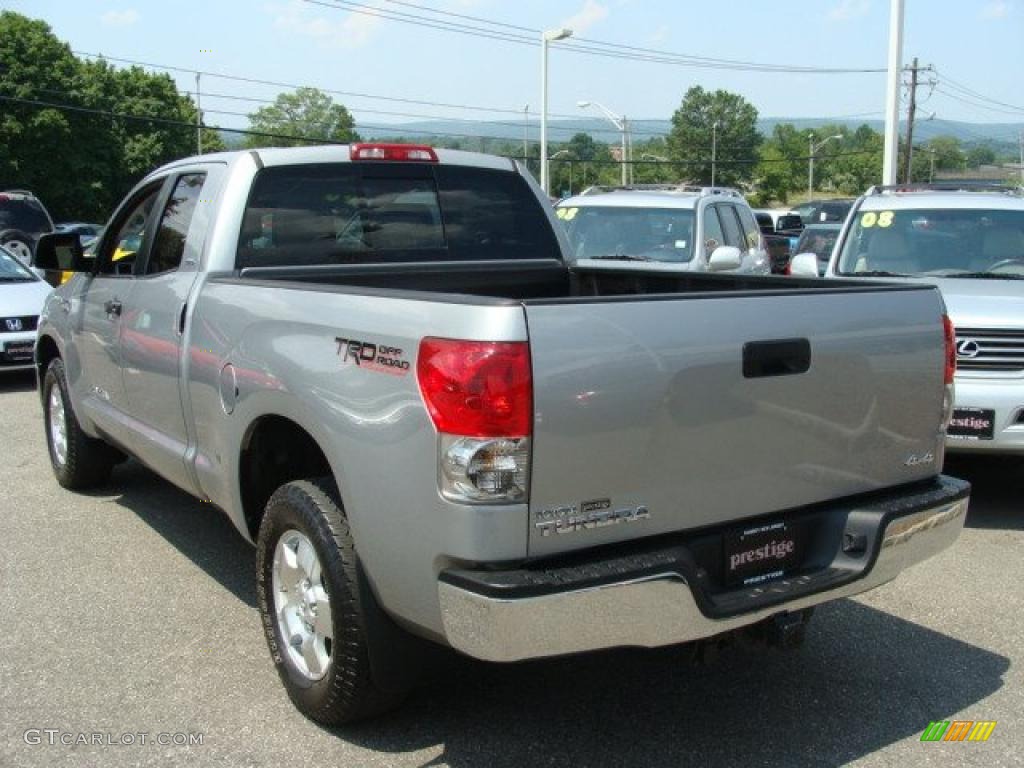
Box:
[967,145,996,168]
[666,86,760,187]
[926,136,963,170]
[0,12,222,221]
[246,87,360,148]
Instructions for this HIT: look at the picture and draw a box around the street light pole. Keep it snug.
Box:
[578,100,628,186]
[540,28,573,196]
[711,121,719,187]
[808,133,843,200]
[195,72,202,155]
[523,104,529,166]
[882,0,905,185]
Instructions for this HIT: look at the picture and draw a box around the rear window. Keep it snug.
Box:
[237,163,559,268]
[795,227,839,260]
[0,195,52,234]
[777,214,803,231]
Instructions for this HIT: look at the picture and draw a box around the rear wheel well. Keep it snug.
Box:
[239,416,333,540]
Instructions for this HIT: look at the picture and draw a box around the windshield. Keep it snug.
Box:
[836,208,1024,277]
[0,246,37,280]
[0,196,52,233]
[557,205,695,262]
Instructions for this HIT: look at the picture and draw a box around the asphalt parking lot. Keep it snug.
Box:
[0,368,1021,768]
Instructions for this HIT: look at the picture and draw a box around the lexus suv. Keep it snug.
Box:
[795,182,1024,454]
[555,185,770,274]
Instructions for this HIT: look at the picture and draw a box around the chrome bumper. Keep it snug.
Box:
[438,481,969,663]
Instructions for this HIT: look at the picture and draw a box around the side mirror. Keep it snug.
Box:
[708,245,742,272]
[789,252,820,277]
[32,232,89,273]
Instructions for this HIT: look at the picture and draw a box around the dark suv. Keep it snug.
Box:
[0,190,55,266]
[795,198,854,226]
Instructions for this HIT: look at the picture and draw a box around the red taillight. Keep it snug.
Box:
[417,339,532,437]
[943,314,956,385]
[350,143,438,162]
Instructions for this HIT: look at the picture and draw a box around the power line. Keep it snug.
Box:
[933,87,1024,118]
[324,0,885,74]
[933,69,1024,113]
[304,0,885,74]
[73,49,555,118]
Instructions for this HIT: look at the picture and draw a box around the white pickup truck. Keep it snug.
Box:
[34,144,969,723]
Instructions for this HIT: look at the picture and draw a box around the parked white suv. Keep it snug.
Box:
[794,182,1024,454]
[555,185,770,274]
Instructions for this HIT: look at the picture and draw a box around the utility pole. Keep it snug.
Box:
[195,72,202,155]
[1019,130,1023,184]
[902,58,935,183]
[902,57,918,183]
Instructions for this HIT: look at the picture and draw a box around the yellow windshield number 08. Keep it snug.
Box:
[861,211,894,228]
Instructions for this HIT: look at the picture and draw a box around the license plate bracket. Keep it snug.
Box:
[724,520,805,587]
[2,341,34,361]
[948,407,995,440]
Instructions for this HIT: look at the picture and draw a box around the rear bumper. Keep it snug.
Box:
[438,476,970,662]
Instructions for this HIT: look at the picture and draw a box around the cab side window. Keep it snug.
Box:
[147,173,207,275]
[719,205,745,249]
[736,206,762,251]
[703,206,725,254]
[99,186,161,276]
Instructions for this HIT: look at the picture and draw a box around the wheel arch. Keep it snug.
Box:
[35,333,62,404]
[238,413,337,541]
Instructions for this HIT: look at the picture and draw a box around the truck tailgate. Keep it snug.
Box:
[525,287,947,557]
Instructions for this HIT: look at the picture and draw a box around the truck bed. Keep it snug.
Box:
[223,259,949,559]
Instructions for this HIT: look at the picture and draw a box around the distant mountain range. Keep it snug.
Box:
[353,117,1021,146]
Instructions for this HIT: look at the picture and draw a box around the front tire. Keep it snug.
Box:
[43,358,117,489]
[256,479,411,724]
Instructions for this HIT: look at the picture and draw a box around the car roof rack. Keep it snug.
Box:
[865,181,1024,196]
[0,189,35,196]
[578,184,744,198]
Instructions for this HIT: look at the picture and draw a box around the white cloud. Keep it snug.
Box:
[828,0,870,21]
[649,24,669,44]
[981,0,1012,19]
[100,9,139,27]
[561,0,609,35]
[269,0,382,47]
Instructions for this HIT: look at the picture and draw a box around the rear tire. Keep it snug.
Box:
[256,478,412,724]
[42,358,117,489]
[0,229,33,266]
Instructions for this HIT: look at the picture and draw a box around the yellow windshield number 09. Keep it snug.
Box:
[555,207,579,221]
[861,211,894,228]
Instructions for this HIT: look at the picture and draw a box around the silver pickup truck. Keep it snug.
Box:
[33,144,969,724]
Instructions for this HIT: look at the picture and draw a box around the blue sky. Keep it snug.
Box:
[3,0,1022,136]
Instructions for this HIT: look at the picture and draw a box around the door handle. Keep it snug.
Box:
[743,338,811,378]
[104,299,122,317]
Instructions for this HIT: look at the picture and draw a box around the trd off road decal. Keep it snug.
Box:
[335,337,410,376]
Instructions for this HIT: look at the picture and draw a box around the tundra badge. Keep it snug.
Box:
[535,499,650,537]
